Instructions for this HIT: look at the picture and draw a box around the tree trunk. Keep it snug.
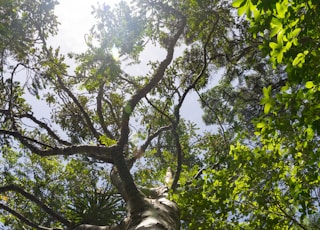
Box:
[75,186,180,230]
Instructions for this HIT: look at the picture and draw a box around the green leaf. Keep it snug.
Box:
[305,81,314,89]
[256,122,265,128]
[262,86,272,98]
[99,135,117,146]
[305,126,314,140]
[277,50,284,63]
[291,28,301,38]
[281,82,289,92]
[292,51,308,67]
[270,18,283,37]
[238,4,248,16]
[232,0,245,8]
[269,42,277,50]
[275,2,287,19]
[264,102,271,114]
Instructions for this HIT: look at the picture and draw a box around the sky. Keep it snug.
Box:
[51,0,214,132]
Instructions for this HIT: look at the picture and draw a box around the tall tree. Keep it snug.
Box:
[0,0,235,229]
[3,0,318,229]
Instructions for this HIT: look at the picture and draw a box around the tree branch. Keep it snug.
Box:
[55,74,101,141]
[274,199,308,230]
[96,82,115,139]
[118,14,186,147]
[103,97,121,129]
[0,203,61,230]
[19,112,72,146]
[140,125,172,153]
[144,96,173,122]
[0,129,53,149]
[0,184,71,227]
[170,21,217,191]
[0,129,113,162]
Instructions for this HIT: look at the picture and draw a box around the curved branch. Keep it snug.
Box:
[103,97,121,128]
[196,89,229,145]
[177,18,217,110]
[8,63,22,115]
[118,15,186,147]
[126,125,172,168]
[0,184,71,227]
[273,197,308,230]
[19,112,72,146]
[0,129,53,149]
[56,75,101,141]
[96,83,114,139]
[139,125,172,153]
[170,21,218,191]
[170,124,182,192]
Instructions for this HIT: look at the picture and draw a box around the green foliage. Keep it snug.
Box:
[192,0,320,228]
[1,0,319,229]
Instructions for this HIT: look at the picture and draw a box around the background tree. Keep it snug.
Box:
[174,0,320,229]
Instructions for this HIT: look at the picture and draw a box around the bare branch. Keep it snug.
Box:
[170,21,218,191]
[8,63,22,115]
[170,125,182,192]
[0,129,53,149]
[103,97,121,128]
[96,83,115,139]
[196,90,229,145]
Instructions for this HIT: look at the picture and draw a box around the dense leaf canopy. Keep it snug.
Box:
[0,0,319,229]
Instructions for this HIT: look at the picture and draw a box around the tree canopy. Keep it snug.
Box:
[0,0,319,229]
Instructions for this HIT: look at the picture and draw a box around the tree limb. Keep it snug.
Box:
[118,13,186,147]
[0,129,113,162]
[139,125,172,153]
[19,112,72,146]
[170,19,217,191]
[103,97,121,129]
[144,96,173,122]
[0,203,62,230]
[96,82,115,139]
[0,184,71,226]
[55,74,101,142]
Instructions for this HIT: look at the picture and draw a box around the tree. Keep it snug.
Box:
[176,0,320,229]
[2,0,318,229]
[0,0,237,229]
